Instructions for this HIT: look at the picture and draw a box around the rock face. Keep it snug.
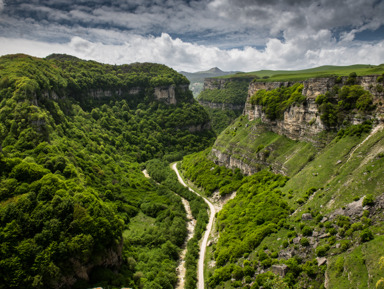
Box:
[203,78,233,90]
[211,148,260,175]
[244,75,384,143]
[154,84,189,105]
[197,100,244,111]
[62,240,123,288]
[211,75,384,175]
[203,77,255,90]
[42,84,190,105]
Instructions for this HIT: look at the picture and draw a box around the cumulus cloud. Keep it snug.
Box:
[0,0,383,71]
[0,33,383,72]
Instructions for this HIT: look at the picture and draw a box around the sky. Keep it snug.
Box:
[0,0,384,72]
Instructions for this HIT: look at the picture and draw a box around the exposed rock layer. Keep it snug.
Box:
[244,75,384,143]
[211,75,384,174]
[197,100,244,111]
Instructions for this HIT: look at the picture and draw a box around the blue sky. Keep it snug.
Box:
[0,0,383,72]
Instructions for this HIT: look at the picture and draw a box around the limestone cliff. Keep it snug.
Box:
[154,84,190,105]
[244,75,384,143]
[197,77,252,134]
[198,100,244,111]
[211,75,384,175]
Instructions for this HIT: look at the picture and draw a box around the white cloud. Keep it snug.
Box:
[0,32,383,73]
[0,0,4,12]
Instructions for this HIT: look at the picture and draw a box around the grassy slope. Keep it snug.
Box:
[213,116,318,176]
[214,64,384,82]
[208,115,384,288]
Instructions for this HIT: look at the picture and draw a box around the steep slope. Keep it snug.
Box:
[197,77,254,134]
[0,54,215,289]
[180,72,384,288]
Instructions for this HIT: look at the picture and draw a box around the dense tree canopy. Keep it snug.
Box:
[0,54,215,288]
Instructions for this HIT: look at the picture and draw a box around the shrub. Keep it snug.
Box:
[233,280,243,287]
[346,72,357,85]
[339,240,350,252]
[363,194,375,206]
[328,236,336,245]
[336,215,350,228]
[316,244,330,257]
[300,237,310,246]
[334,256,344,276]
[302,226,313,236]
[244,265,255,277]
[324,221,332,229]
[245,275,252,283]
[351,222,363,231]
[297,198,305,205]
[271,252,279,258]
[232,265,244,280]
[261,258,272,268]
[362,217,372,226]
[282,240,289,248]
[327,227,338,236]
[315,214,323,223]
[360,229,374,243]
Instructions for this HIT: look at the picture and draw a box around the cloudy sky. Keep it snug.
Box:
[0,0,384,72]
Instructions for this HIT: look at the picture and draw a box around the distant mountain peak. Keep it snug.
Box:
[208,67,223,73]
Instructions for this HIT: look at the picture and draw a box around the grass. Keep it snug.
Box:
[213,116,317,177]
[122,211,156,239]
[213,64,384,82]
[327,235,384,289]
[282,128,384,214]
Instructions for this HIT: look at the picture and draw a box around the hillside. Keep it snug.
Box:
[0,54,215,289]
[214,64,384,82]
[197,77,254,134]
[179,71,384,288]
[180,67,238,97]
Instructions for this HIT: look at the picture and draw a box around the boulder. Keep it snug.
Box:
[302,213,313,220]
[271,264,288,277]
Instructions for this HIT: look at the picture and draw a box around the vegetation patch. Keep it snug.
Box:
[250,83,305,120]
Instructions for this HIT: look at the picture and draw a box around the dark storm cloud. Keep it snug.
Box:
[1,0,383,47]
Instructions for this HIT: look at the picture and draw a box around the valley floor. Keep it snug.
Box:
[172,163,216,289]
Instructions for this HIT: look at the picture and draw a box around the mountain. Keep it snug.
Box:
[179,71,384,288]
[180,67,239,97]
[0,54,215,289]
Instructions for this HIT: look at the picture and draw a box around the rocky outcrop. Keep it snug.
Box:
[211,75,384,175]
[203,78,232,90]
[154,84,189,105]
[197,100,244,111]
[211,148,260,175]
[204,77,254,91]
[244,75,384,143]
[245,98,325,143]
[61,240,123,288]
[40,84,189,105]
[187,122,212,133]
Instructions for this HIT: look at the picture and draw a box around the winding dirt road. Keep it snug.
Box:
[142,169,196,289]
[172,163,216,289]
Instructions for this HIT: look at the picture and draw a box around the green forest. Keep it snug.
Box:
[0,54,215,288]
[2,53,384,289]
